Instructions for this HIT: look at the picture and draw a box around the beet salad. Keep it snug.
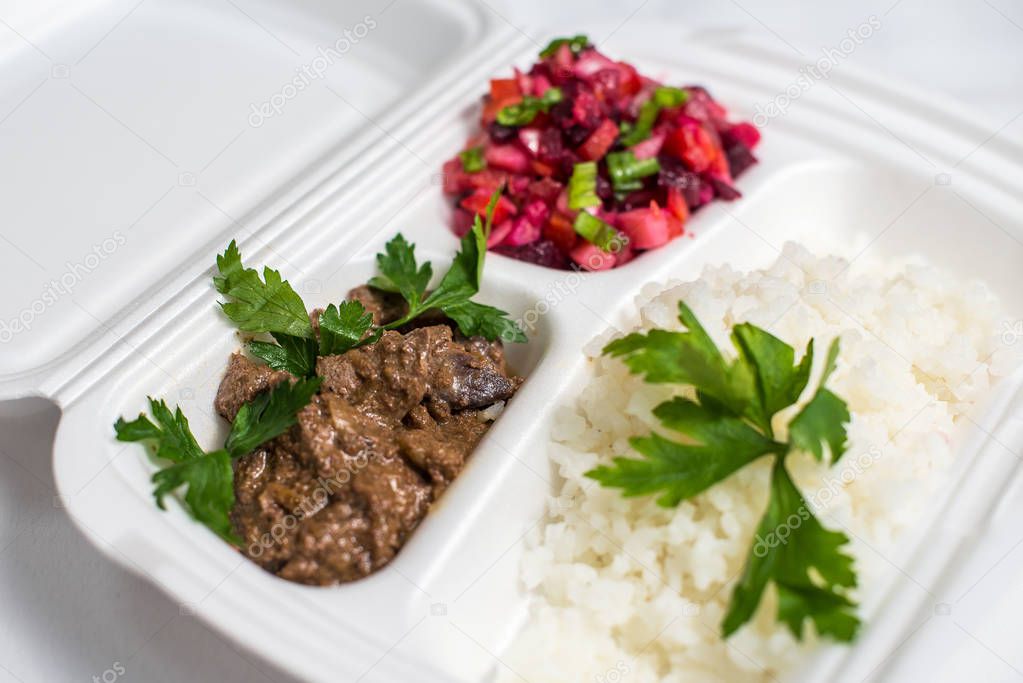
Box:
[442,34,761,271]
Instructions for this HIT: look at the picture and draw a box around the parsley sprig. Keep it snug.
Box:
[588,302,858,641]
[114,378,322,543]
[214,191,525,375]
[214,242,379,377]
[369,193,527,343]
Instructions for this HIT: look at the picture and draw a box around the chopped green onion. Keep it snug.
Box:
[574,212,620,253]
[568,162,601,210]
[497,88,563,127]
[539,34,590,58]
[606,151,661,193]
[619,86,690,147]
[459,146,486,173]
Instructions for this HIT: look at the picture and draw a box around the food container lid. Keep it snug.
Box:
[0,0,520,402]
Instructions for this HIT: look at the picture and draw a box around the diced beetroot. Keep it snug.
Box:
[577,118,619,161]
[708,173,742,200]
[572,90,602,128]
[589,69,622,104]
[543,211,578,254]
[507,174,531,198]
[452,208,475,237]
[514,68,533,98]
[552,43,574,69]
[613,237,636,266]
[503,215,541,246]
[532,74,553,97]
[487,219,514,247]
[503,201,548,247]
[467,168,510,193]
[726,122,761,149]
[527,178,563,203]
[682,86,729,129]
[460,189,517,225]
[570,241,616,271]
[537,128,566,164]
[518,128,541,156]
[523,198,550,224]
[724,140,758,177]
[617,203,671,250]
[555,189,573,215]
[573,49,616,78]
[486,144,531,173]
[442,157,471,195]
[616,61,642,97]
[631,132,665,160]
[494,239,571,270]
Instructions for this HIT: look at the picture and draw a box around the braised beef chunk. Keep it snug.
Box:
[429,343,519,411]
[295,393,400,479]
[316,328,441,422]
[399,405,490,494]
[214,353,291,421]
[218,314,522,586]
[346,284,408,326]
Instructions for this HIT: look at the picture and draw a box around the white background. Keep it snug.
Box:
[2,1,1023,682]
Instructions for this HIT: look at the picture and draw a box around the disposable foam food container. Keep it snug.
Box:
[1,3,1022,682]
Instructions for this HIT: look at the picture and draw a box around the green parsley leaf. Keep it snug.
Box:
[539,34,590,58]
[380,191,526,343]
[443,299,527,343]
[214,241,313,339]
[116,398,237,542]
[151,450,237,543]
[567,161,602,210]
[496,88,563,127]
[789,339,850,463]
[731,324,814,436]
[594,301,857,641]
[573,212,620,253]
[115,398,205,463]
[115,378,321,544]
[606,151,661,193]
[318,301,381,356]
[248,333,317,377]
[459,145,486,173]
[224,377,322,458]
[368,234,432,310]
[723,459,859,640]
[619,86,690,147]
[587,398,785,507]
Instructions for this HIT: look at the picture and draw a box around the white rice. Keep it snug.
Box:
[498,244,1020,683]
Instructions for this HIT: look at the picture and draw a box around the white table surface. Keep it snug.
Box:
[1,1,1022,681]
